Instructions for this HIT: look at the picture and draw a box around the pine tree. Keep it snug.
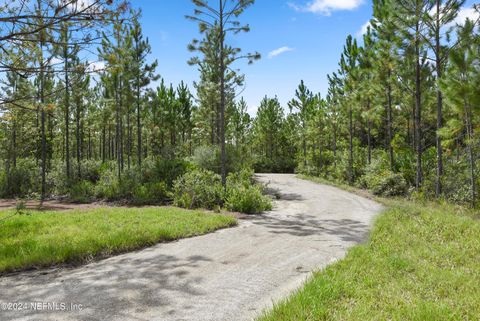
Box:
[440,20,480,206]
[288,80,314,167]
[393,0,431,188]
[425,0,465,196]
[130,11,159,168]
[187,0,260,187]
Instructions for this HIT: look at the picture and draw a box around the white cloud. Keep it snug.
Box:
[49,57,63,66]
[429,5,479,28]
[86,61,105,72]
[357,20,371,37]
[452,6,479,26]
[62,0,93,10]
[289,0,365,16]
[268,46,295,59]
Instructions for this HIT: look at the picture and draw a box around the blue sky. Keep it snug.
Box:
[133,0,478,114]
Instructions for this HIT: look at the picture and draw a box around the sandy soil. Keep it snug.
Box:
[0,199,111,211]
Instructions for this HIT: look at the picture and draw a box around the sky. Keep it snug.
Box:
[133,0,478,115]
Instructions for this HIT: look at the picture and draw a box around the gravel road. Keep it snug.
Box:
[0,174,383,321]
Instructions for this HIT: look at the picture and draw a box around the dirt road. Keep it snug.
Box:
[0,174,383,321]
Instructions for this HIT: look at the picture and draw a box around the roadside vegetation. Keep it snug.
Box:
[0,1,479,316]
[259,196,480,321]
[0,206,236,274]
[1,0,479,212]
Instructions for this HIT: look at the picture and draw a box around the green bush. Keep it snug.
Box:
[173,169,223,209]
[94,167,122,200]
[47,159,68,195]
[330,144,367,183]
[371,172,408,197]
[225,184,272,214]
[225,168,272,214]
[360,157,408,197]
[227,168,254,186]
[173,168,272,213]
[142,158,192,188]
[132,182,169,205]
[296,163,320,176]
[94,159,187,204]
[77,159,102,184]
[69,180,95,203]
[0,158,38,198]
[441,158,479,205]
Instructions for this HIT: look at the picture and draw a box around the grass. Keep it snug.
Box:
[259,179,480,321]
[0,206,236,274]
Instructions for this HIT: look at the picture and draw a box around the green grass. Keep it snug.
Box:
[259,196,480,320]
[0,206,236,274]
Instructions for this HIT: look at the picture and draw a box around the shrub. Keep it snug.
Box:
[370,172,408,197]
[69,180,95,203]
[330,144,368,183]
[95,167,122,200]
[441,158,479,205]
[131,182,169,205]
[77,159,102,184]
[360,157,408,197]
[225,169,272,214]
[142,158,192,188]
[227,168,255,187]
[0,158,38,198]
[173,169,223,210]
[225,184,272,214]
[295,163,320,176]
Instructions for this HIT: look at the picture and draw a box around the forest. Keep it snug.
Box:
[1,0,479,210]
[0,1,479,320]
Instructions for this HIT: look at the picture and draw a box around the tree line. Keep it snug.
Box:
[255,0,480,206]
[1,0,479,207]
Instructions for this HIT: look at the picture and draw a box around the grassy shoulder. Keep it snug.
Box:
[259,177,480,321]
[0,206,236,274]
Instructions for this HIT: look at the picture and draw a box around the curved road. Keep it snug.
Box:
[0,174,383,321]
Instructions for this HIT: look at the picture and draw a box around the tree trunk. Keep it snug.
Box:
[318,137,323,173]
[415,19,423,189]
[136,80,142,168]
[88,129,92,160]
[367,119,372,165]
[434,0,444,197]
[465,99,476,207]
[41,104,46,200]
[39,26,47,201]
[302,121,307,167]
[76,97,81,179]
[366,98,371,165]
[333,121,337,170]
[115,76,121,182]
[102,125,106,163]
[119,83,124,172]
[63,26,71,181]
[219,0,227,188]
[349,105,354,183]
[12,117,16,168]
[387,73,394,171]
[127,107,131,170]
